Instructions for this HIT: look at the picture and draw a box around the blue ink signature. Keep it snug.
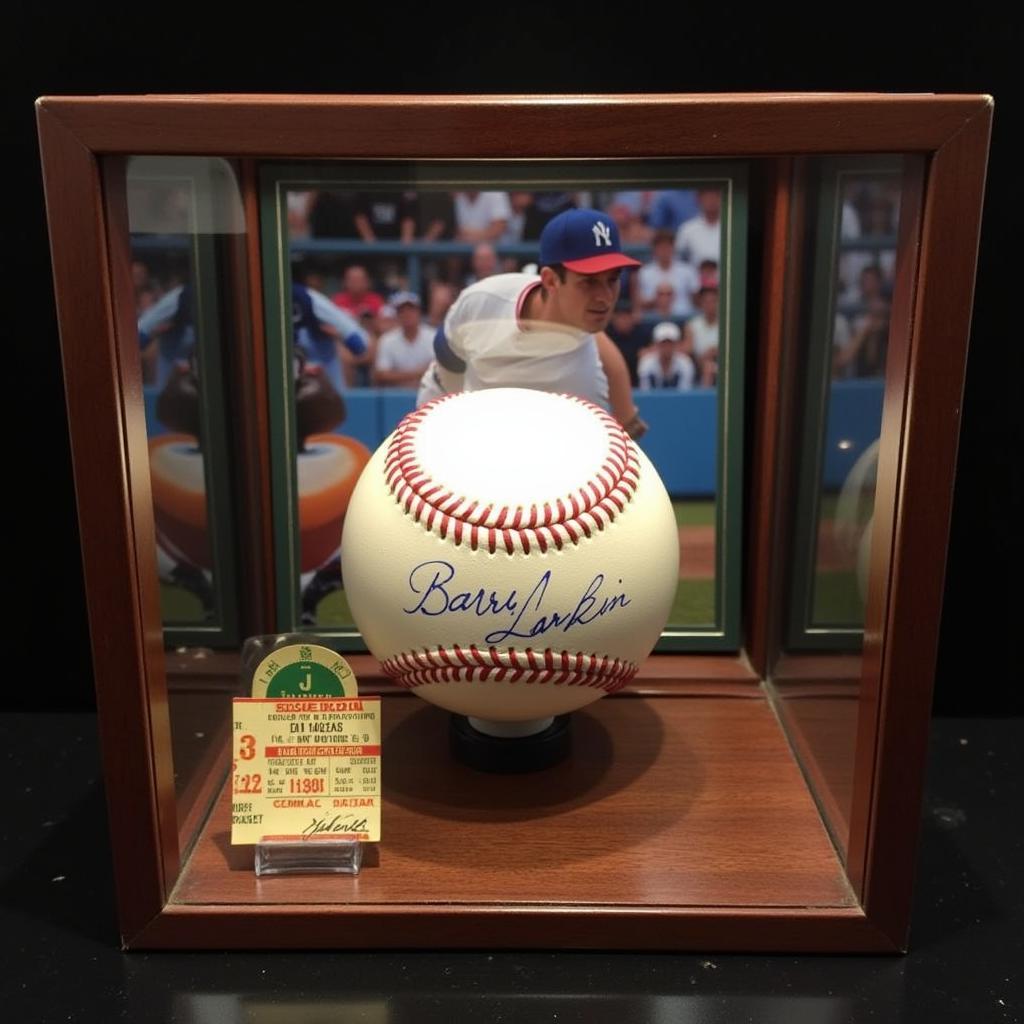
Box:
[403,561,631,645]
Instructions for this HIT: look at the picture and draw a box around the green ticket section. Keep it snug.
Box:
[250,643,358,698]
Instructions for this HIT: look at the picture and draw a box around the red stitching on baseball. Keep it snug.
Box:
[381,645,637,693]
[385,394,639,555]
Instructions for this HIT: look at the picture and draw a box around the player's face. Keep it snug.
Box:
[554,268,622,333]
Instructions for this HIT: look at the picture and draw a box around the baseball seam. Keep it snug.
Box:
[382,645,637,693]
[384,394,640,555]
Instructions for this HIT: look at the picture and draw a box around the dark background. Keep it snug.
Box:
[6,8,1020,715]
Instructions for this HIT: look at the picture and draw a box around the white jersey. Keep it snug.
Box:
[688,313,719,358]
[637,351,695,390]
[637,259,700,317]
[375,324,435,374]
[674,215,721,268]
[417,273,609,409]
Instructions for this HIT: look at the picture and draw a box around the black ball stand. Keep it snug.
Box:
[449,714,571,773]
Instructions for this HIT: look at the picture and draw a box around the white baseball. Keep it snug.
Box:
[340,388,679,735]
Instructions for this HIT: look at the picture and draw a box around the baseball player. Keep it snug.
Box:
[416,208,647,438]
[139,281,368,397]
[290,282,369,393]
[137,282,197,390]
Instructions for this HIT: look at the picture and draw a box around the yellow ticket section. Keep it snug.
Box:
[231,697,381,844]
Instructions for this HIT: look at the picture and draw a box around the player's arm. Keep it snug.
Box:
[596,332,647,439]
[309,288,369,357]
[432,327,465,393]
[431,297,471,394]
[137,285,184,346]
[353,206,376,242]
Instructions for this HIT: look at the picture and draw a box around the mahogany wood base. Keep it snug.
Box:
[128,693,892,952]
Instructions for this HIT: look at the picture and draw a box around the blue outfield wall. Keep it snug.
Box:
[633,390,718,496]
[819,378,885,491]
[143,379,885,499]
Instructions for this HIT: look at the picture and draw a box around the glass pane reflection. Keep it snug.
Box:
[126,157,244,642]
[774,156,915,864]
[789,158,905,647]
[814,169,902,630]
[122,156,249,858]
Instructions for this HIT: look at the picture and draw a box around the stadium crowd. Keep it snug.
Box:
[132,182,899,394]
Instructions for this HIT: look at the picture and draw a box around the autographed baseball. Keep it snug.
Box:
[341,388,679,734]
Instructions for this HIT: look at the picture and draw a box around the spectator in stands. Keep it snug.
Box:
[635,230,700,317]
[648,189,700,233]
[353,191,417,243]
[419,191,456,242]
[841,198,862,240]
[287,190,315,239]
[652,283,678,319]
[521,191,578,240]
[637,322,696,390]
[839,255,890,311]
[858,264,886,306]
[308,190,356,238]
[834,296,890,379]
[863,193,897,236]
[675,188,722,267]
[332,265,385,318]
[500,191,534,245]
[606,301,649,386]
[607,197,653,245]
[465,242,499,286]
[425,281,457,328]
[453,191,512,242]
[349,307,381,388]
[373,292,435,387]
[698,258,719,283]
[684,281,720,387]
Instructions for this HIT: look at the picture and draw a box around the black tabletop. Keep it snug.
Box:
[1,714,1020,1023]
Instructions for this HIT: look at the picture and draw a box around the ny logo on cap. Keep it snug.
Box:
[592,221,613,248]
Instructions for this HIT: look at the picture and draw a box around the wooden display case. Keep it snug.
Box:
[37,94,991,951]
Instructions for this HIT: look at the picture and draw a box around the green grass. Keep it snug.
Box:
[811,570,864,626]
[819,491,874,530]
[317,588,354,627]
[669,579,716,626]
[159,583,206,624]
[673,499,715,527]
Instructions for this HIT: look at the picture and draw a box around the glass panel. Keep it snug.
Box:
[789,158,904,648]
[121,156,251,857]
[772,155,918,861]
[263,165,747,650]
[126,157,243,644]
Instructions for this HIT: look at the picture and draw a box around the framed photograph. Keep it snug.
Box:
[38,93,991,951]
[259,161,746,649]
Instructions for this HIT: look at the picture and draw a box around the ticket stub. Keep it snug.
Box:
[231,696,381,845]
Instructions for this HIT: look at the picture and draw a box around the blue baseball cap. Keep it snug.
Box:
[538,209,642,274]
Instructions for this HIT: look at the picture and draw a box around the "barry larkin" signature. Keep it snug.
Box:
[402,560,631,645]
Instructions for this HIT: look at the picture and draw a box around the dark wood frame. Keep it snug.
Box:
[37,94,991,952]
